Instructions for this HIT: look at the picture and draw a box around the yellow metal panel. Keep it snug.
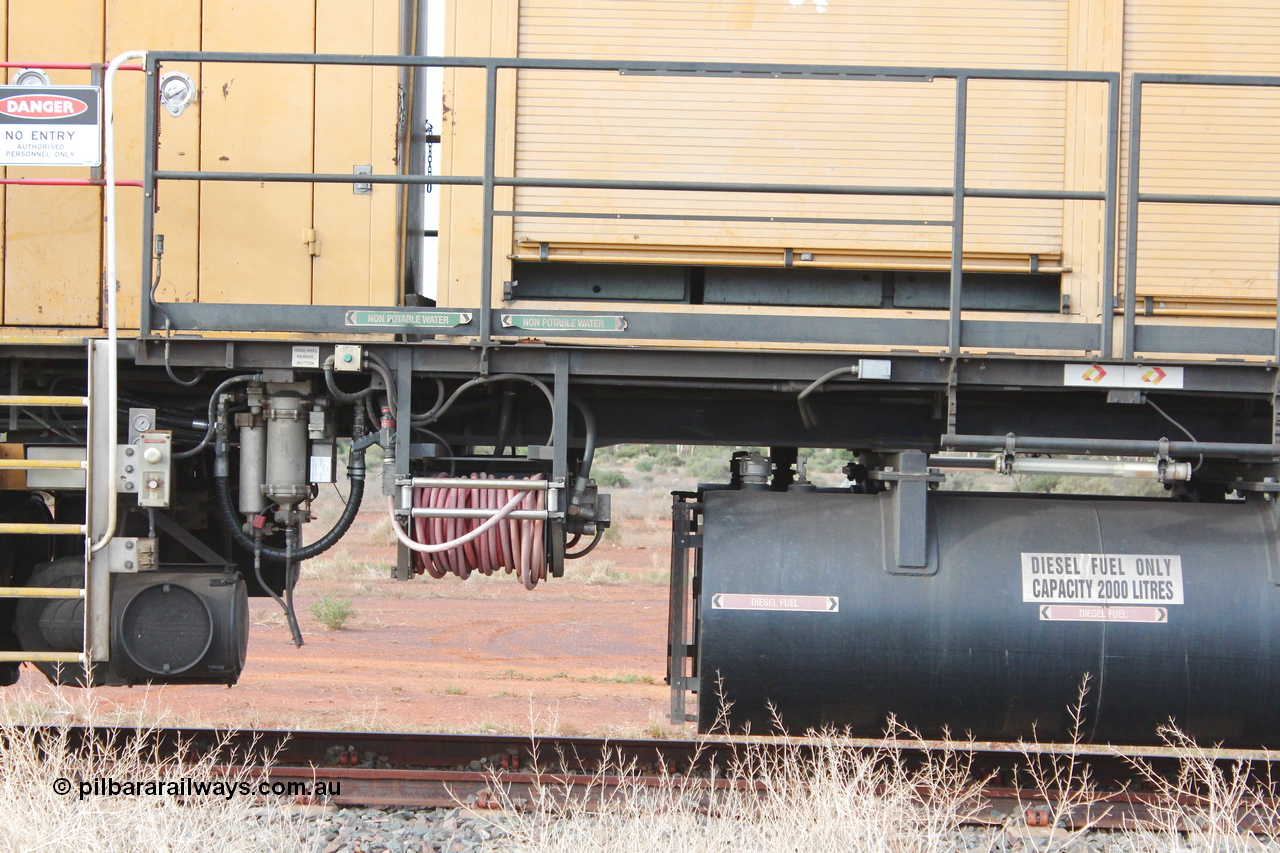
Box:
[199,1,316,305]
[5,1,104,327]
[1121,0,1280,305]
[312,0,400,307]
[507,0,1068,264]
[437,0,518,310]
[107,0,203,327]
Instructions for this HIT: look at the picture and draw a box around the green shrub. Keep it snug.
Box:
[310,595,356,630]
[635,459,654,472]
[593,469,631,488]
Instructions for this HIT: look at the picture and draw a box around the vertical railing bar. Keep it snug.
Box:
[479,63,498,346]
[667,495,689,725]
[948,75,968,355]
[1123,75,1144,360]
[1274,215,1280,363]
[1101,74,1121,359]
[139,54,159,339]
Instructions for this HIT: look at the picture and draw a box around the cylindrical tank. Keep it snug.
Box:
[695,489,1280,746]
[239,415,267,515]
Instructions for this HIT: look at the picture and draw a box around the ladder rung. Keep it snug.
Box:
[0,651,83,663]
[0,522,85,535]
[0,587,83,599]
[0,395,88,407]
[0,459,87,470]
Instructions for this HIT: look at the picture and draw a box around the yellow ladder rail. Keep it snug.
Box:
[0,651,84,663]
[0,587,84,599]
[0,522,86,535]
[0,395,89,407]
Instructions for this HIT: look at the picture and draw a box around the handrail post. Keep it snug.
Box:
[1100,73,1121,359]
[94,49,147,555]
[948,75,968,355]
[479,63,498,345]
[1123,74,1145,361]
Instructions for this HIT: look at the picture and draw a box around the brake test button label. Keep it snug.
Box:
[711,594,838,613]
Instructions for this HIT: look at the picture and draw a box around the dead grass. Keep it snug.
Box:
[0,688,319,853]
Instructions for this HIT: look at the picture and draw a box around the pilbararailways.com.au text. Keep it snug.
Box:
[53,776,340,800]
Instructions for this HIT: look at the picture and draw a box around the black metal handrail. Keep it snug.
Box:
[139,51,1120,356]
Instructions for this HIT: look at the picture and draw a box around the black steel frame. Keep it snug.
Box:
[137,51,1121,356]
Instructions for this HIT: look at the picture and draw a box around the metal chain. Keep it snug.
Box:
[424,119,434,194]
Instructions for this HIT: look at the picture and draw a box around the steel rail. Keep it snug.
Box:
[39,726,1280,829]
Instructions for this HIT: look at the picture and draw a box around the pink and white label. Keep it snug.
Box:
[1038,605,1168,623]
[711,594,838,613]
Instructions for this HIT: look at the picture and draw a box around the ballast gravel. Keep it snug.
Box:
[258,806,1280,853]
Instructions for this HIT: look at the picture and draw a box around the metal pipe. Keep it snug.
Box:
[480,65,498,345]
[940,433,1280,461]
[1006,457,1191,480]
[405,477,548,490]
[91,49,146,556]
[407,507,550,520]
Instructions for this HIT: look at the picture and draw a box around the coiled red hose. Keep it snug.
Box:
[410,473,546,589]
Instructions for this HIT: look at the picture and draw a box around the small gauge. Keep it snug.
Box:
[132,413,153,433]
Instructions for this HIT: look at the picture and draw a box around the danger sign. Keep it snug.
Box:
[0,85,101,166]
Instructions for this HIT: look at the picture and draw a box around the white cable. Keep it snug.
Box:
[387,492,526,554]
[91,49,147,555]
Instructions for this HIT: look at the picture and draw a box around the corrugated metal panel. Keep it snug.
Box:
[1122,0,1280,305]
[513,0,1070,262]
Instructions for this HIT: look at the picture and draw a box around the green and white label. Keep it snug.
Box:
[344,310,472,328]
[500,314,627,333]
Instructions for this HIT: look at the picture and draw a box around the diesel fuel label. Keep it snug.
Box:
[1020,553,1183,606]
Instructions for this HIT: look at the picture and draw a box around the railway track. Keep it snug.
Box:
[39,727,1280,832]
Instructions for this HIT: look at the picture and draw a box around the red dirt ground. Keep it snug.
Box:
[7,529,684,738]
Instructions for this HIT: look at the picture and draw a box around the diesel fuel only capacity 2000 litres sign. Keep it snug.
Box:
[1020,552,1184,605]
[0,86,101,166]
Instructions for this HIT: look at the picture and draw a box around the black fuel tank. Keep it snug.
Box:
[696,489,1280,746]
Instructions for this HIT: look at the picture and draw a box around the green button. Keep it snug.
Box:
[342,353,353,363]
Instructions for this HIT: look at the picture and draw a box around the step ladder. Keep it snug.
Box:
[0,339,116,674]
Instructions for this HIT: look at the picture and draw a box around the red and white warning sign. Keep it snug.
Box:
[1063,364,1184,390]
[1039,605,1168,623]
[0,85,101,166]
[710,593,838,613]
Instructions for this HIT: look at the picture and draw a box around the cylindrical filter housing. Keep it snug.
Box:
[695,489,1280,746]
[263,391,310,511]
[238,415,267,515]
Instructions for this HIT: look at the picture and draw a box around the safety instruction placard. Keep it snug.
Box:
[0,86,101,166]
[1021,553,1183,605]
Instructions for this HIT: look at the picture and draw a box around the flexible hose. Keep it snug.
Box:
[323,355,379,402]
[175,374,262,460]
[797,365,856,429]
[565,527,603,560]
[387,473,547,589]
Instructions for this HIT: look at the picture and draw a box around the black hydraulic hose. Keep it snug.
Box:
[174,374,262,460]
[214,445,366,563]
[571,398,597,481]
[323,355,380,402]
[565,527,603,560]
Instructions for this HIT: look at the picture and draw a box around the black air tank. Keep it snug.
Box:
[696,489,1280,746]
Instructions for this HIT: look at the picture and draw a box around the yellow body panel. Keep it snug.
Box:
[199,2,316,306]
[312,0,401,307]
[6,1,102,327]
[0,0,403,333]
